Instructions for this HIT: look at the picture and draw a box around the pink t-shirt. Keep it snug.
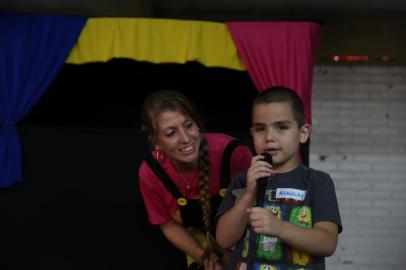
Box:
[138,133,252,225]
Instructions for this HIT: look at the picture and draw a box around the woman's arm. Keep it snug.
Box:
[160,220,205,261]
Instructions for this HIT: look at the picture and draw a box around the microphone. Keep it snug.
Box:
[255,152,272,207]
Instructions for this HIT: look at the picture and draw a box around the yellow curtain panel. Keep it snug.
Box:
[66,18,246,71]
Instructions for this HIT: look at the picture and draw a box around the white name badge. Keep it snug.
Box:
[275,188,306,201]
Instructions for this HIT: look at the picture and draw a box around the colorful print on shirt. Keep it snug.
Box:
[257,188,314,267]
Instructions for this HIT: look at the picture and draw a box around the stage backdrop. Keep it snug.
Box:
[0,15,322,187]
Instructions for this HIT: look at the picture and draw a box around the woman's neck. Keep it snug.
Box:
[172,159,199,173]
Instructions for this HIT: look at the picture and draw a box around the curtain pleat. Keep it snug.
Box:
[0,12,87,187]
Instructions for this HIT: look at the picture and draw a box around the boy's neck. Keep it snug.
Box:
[272,161,300,174]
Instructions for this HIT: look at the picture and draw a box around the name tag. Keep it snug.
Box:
[275,188,306,201]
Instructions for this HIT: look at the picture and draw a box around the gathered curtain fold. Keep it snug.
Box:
[226,21,323,124]
[0,12,86,187]
[67,18,245,71]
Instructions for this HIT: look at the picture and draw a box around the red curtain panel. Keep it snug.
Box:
[226,21,323,124]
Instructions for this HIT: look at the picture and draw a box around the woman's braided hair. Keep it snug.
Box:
[198,137,211,232]
[141,90,212,231]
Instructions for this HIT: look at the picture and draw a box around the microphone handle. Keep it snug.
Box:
[255,152,272,207]
[255,177,268,207]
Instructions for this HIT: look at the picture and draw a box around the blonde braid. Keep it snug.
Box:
[198,138,211,232]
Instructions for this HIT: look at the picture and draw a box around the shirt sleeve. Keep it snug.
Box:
[138,161,175,225]
[311,171,343,233]
[216,171,247,218]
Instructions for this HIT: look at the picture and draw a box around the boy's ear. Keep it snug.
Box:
[299,124,312,143]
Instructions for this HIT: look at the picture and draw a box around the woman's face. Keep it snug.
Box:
[153,110,202,170]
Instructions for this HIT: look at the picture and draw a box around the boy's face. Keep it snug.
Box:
[250,102,310,173]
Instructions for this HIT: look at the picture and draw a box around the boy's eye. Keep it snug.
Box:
[254,127,265,132]
[278,125,288,131]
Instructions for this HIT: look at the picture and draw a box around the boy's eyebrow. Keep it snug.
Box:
[252,120,292,126]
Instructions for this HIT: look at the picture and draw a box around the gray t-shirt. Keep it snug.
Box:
[217,164,342,270]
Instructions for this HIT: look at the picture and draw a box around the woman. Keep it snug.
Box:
[138,90,252,269]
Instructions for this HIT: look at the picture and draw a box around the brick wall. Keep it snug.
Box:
[311,65,406,270]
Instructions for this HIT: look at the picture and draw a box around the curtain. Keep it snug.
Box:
[226,22,323,165]
[0,12,86,187]
[67,18,245,71]
[226,21,323,124]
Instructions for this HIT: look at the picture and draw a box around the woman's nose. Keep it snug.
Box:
[178,128,191,143]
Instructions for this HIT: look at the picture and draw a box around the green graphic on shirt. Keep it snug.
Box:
[256,234,282,260]
[290,205,312,228]
[289,206,312,266]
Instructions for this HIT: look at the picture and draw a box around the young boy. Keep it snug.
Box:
[216,86,342,270]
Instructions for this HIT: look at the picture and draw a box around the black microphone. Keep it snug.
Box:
[255,152,272,207]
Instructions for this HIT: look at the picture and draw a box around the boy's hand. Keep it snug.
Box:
[247,207,283,236]
[246,155,272,195]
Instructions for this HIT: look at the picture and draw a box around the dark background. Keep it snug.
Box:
[0,59,257,270]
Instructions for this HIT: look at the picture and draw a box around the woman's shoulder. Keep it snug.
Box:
[204,133,235,143]
[204,133,240,153]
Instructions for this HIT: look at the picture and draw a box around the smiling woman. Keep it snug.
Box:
[138,90,253,269]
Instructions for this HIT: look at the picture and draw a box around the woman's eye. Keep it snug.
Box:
[185,122,194,129]
[166,130,175,137]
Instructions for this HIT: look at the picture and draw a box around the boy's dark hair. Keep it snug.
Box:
[253,86,305,127]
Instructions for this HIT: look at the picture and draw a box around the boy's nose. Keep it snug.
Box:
[265,128,276,142]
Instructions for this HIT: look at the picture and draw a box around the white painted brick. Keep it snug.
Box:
[338,146,371,154]
[373,180,404,190]
[354,155,388,163]
[390,173,406,180]
[357,190,391,198]
[369,74,403,83]
[357,208,389,217]
[359,82,390,91]
[391,209,406,217]
[338,127,370,135]
[329,171,356,180]
[355,172,389,181]
[308,161,338,171]
[371,146,406,154]
[387,66,406,75]
[341,254,374,264]
[373,163,406,171]
[339,163,372,171]
[339,199,371,207]
[326,264,357,270]
[372,217,406,228]
[313,65,406,270]
[373,200,406,208]
[354,66,388,74]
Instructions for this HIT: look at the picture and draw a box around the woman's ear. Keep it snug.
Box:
[299,124,312,144]
[154,144,162,150]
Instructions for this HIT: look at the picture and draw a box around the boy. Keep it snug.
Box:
[216,86,342,270]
